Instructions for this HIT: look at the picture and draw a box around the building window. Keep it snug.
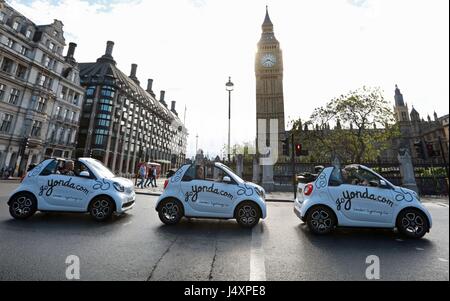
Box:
[37,74,46,86]
[63,109,69,120]
[20,46,29,56]
[6,38,14,48]
[86,86,96,97]
[8,88,20,105]
[1,57,14,73]
[60,86,68,100]
[43,55,50,68]
[66,129,72,144]
[49,42,55,51]
[37,97,47,112]
[12,21,20,31]
[26,29,33,38]
[0,84,5,101]
[73,93,80,106]
[16,65,27,80]
[0,114,13,133]
[53,30,58,37]
[0,12,6,22]
[31,121,42,137]
[67,90,74,103]
[55,106,61,118]
[58,128,65,143]
[94,129,109,146]
[101,86,116,98]
[37,74,53,89]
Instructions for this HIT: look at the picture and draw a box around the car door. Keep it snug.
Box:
[327,166,396,226]
[36,159,68,209]
[69,160,97,210]
[36,160,95,211]
[203,166,240,215]
[179,164,214,215]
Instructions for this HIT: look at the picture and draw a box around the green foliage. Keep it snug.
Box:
[291,86,400,163]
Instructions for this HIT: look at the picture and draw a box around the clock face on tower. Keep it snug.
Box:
[261,53,277,68]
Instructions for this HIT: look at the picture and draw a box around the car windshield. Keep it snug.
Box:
[221,165,245,184]
[86,159,116,178]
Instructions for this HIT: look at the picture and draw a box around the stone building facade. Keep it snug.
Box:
[0,1,84,176]
[393,85,449,164]
[77,41,188,177]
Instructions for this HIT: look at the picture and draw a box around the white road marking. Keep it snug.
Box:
[396,239,404,242]
[416,247,425,251]
[438,258,448,262]
[250,223,266,281]
[423,202,449,209]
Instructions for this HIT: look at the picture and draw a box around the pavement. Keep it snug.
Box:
[0,182,448,281]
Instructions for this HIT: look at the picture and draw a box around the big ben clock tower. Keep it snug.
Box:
[255,6,286,158]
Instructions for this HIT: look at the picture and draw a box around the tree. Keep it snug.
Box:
[293,86,400,163]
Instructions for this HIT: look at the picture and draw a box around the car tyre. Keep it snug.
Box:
[235,201,261,228]
[9,192,37,220]
[158,199,183,225]
[89,197,114,222]
[306,205,336,235]
[397,208,429,239]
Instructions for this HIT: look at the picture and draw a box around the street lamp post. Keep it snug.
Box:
[226,77,234,163]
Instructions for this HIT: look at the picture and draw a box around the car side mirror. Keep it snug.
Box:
[79,171,90,178]
[379,180,389,189]
[369,180,379,187]
[223,176,232,183]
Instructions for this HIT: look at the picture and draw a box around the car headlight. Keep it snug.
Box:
[255,188,265,199]
[113,182,125,193]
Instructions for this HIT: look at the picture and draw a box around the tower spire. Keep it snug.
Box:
[262,5,273,32]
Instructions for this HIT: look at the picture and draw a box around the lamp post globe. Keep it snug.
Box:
[226,77,234,163]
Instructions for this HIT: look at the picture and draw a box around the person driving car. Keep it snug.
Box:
[61,160,75,176]
[195,165,204,180]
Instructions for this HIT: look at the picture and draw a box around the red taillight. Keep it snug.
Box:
[304,183,314,196]
[163,179,169,190]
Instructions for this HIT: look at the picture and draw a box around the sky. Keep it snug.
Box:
[7,0,449,158]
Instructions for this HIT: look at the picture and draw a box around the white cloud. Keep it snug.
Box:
[8,0,449,158]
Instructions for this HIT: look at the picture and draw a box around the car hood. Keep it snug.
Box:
[392,186,420,202]
[111,177,134,189]
[245,182,266,194]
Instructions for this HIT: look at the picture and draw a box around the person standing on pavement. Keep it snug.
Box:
[152,166,158,188]
[138,163,147,189]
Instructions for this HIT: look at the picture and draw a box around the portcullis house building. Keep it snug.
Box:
[78,41,188,177]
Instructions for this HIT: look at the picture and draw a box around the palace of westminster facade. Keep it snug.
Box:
[0,1,187,176]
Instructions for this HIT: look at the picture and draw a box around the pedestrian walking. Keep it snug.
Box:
[145,165,153,188]
[152,166,158,188]
[138,163,147,189]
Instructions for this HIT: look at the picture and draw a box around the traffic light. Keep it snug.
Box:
[426,143,435,158]
[19,138,29,156]
[413,140,425,160]
[295,144,302,157]
[282,138,289,156]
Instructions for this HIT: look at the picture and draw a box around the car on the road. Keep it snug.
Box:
[294,164,432,239]
[156,163,267,228]
[296,166,325,196]
[7,158,135,222]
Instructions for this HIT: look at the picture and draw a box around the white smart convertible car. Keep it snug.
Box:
[156,163,267,228]
[294,164,432,239]
[7,158,135,222]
